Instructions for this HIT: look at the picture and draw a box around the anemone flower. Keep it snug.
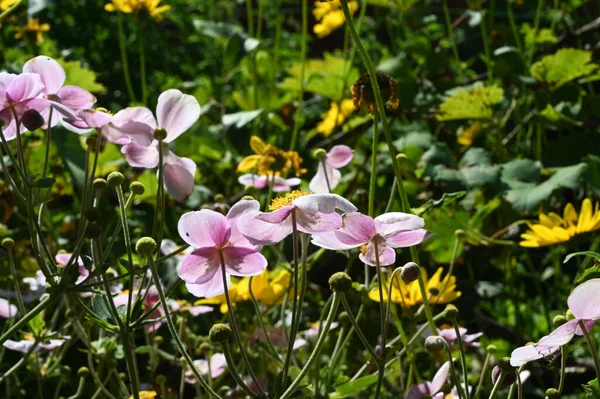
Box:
[238,192,357,246]
[238,173,301,193]
[253,327,307,350]
[0,298,17,318]
[115,89,200,201]
[22,56,96,134]
[55,253,90,285]
[185,353,227,383]
[312,211,427,266]
[178,200,268,298]
[439,327,483,348]
[304,321,339,338]
[309,145,354,193]
[510,278,600,367]
[406,361,450,399]
[0,72,46,140]
[3,334,69,353]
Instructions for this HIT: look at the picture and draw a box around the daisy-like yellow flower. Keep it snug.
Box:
[14,18,50,44]
[104,0,171,22]
[313,0,359,38]
[237,136,307,177]
[369,267,461,307]
[316,99,355,137]
[0,0,18,11]
[457,121,482,146]
[520,198,600,247]
[131,392,157,399]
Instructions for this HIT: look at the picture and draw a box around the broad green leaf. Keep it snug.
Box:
[530,48,598,90]
[330,374,379,398]
[583,378,600,398]
[412,191,466,216]
[521,23,556,48]
[436,84,504,121]
[58,59,106,94]
[28,312,46,335]
[539,104,582,127]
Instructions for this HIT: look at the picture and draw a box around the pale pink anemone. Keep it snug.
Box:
[309,145,354,193]
[304,321,339,338]
[0,298,17,318]
[160,239,192,272]
[55,253,90,285]
[510,278,600,367]
[252,327,307,351]
[311,212,428,266]
[424,327,483,348]
[406,361,450,399]
[3,336,69,353]
[185,353,227,383]
[0,72,47,140]
[22,56,96,134]
[110,89,201,201]
[178,200,268,298]
[237,195,357,246]
[238,174,301,193]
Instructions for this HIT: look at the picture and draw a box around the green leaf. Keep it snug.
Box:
[436,84,504,121]
[58,59,106,94]
[521,23,557,49]
[539,104,583,127]
[530,48,598,90]
[222,110,263,128]
[412,192,466,216]
[564,251,600,264]
[28,312,46,335]
[583,378,600,398]
[53,129,86,190]
[330,374,379,398]
[91,294,114,323]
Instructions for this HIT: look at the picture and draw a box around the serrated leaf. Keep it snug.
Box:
[521,23,557,49]
[530,48,598,90]
[436,84,504,121]
[58,59,106,94]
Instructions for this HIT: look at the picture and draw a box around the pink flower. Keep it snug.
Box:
[304,321,339,338]
[178,200,268,298]
[55,253,90,285]
[309,145,354,193]
[0,298,17,318]
[3,336,69,353]
[238,173,301,193]
[22,56,96,134]
[185,353,227,383]
[0,72,47,140]
[160,239,192,272]
[237,193,357,246]
[312,212,428,266]
[510,278,600,367]
[406,361,450,399]
[436,327,483,348]
[116,89,201,201]
[252,327,307,350]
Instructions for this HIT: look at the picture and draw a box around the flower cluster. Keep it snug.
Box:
[104,0,171,21]
[237,135,307,177]
[313,0,359,38]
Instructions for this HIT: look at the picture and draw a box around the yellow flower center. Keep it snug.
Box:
[360,243,369,257]
[23,333,35,341]
[269,190,312,211]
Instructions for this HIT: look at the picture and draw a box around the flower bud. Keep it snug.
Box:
[85,223,103,239]
[491,365,515,386]
[400,262,419,283]
[329,272,353,293]
[119,372,127,381]
[313,148,327,160]
[455,229,466,239]
[21,109,45,131]
[154,336,164,346]
[154,128,167,141]
[545,388,560,399]
[565,310,575,321]
[497,356,515,372]
[486,344,497,354]
[338,311,351,327]
[1,238,15,249]
[199,342,212,354]
[85,136,98,149]
[209,323,232,343]
[214,194,225,203]
[395,153,408,163]
[241,195,254,201]
[84,207,101,222]
[61,365,71,376]
[77,367,90,378]
[443,304,459,320]
[107,172,124,187]
[136,237,157,256]
[130,182,145,195]
[553,315,568,327]
[155,375,167,385]
[93,178,107,191]
[424,336,444,353]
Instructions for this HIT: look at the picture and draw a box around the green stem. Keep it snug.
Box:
[441,339,463,399]
[115,185,135,326]
[245,0,254,37]
[280,293,341,399]
[579,320,600,382]
[478,0,492,81]
[528,0,544,64]
[66,376,86,399]
[451,319,470,399]
[0,339,40,384]
[506,1,523,55]
[0,0,24,21]
[0,294,58,346]
[117,13,137,103]
[6,246,26,316]
[222,341,257,397]
[138,24,147,106]
[442,0,463,81]
[322,158,332,193]
[473,351,492,399]
[249,276,281,362]
[288,0,307,151]
[368,114,378,217]
[488,371,505,399]
[374,242,386,398]
[281,210,300,384]
[558,346,566,392]
[340,295,379,363]
[153,143,165,246]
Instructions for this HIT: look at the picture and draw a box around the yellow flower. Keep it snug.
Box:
[105,0,171,22]
[131,391,157,399]
[520,199,600,247]
[316,99,355,137]
[457,121,482,146]
[369,267,461,307]
[0,0,18,11]
[313,0,359,38]
[14,18,50,45]
[237,136,306,177]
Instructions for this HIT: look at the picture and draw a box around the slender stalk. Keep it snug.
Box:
[245,0,254,37]
[440,339,463,399]
[41,106,53,179]
[6,246,26,316]
[368,114,378,217]
[222,341,257,397]
[0,0,24,21]
[473,351,492,399]
[0,294,58,346]
[442,0,463,81]
[322,158,332,193]
[66,376,86,399]
[374,242,386,398]
[579,320,600,381]
[249,276,281,362]
[340,295,379,363]
[115,185,135,326]
[281,210,300,384]
[288,0,308,151]
[558,346,566,392]
[451,319,470,399]
[0,340,40,384]
[116,13,137,103]
[488,371,505,399]
[528,0,544,64]
[138,23,147,106]
[153,143,165,246]
[280,293,341,399]
[478,0,492,81]
[506,0,523,55]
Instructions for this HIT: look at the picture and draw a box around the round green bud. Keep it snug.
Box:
[107,172,124,187]
[85,223,103,239]
[92,178,107,191]
[400,262,419,283]
[328,272,353,293]
[443,304,459,320]
[155,375,167,385]
[313,148,327,160]
[21,109,45,131]
[241,195,254,201]
[77,367,90,378]
[455,229,466,239]
[154,335,164,346]
[545,388,561,399]
[61,366,71,376]
[424,336,444,354]
[136,237,157,256]
[199,342,212,354]
[130,181,145,195]
[85,136,98,149]
[338,311,351,327]
[119,372,127,381]
[553,315,568,327]
[497,357,515,372]
[486,344,497,354]
[566,310,575,321]
[84,207,102,222]
[214,194,225,203]
[395,153,408,163]
[209,323,233,343]
[1,238,15,249]
[153,128,168,141]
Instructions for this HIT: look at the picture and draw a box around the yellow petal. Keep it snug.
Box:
[237,155,261,172]
[577,199,594,233]
[564,203,578,225]
[250,135,266,154]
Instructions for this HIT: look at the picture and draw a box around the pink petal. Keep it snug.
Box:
[163,153,196,201]
[222,247,267,277]
[326,145,354,168]
[22,56,65,94]
[275,177,301,192]
[188,305,214,317]
[226,199,261,248]
[384,229,428,248]
[311,232,360,250]
[238,174,268,189]
[0,72,17,104]
[431,361,451,393]
[77,108,113,129]
[309,162,340,193]
[336,212,377,245]
[537,319,579,347]
[156,89,201,142]
[438,328,459,343]
[293,193,357,214]
[0,298,17,318]
[179,248,220,284]
[111,121,155,146]
[40,338,68,350]
[0,111,17,141]
[105,107,156,145]
[121,142,160,168]
[510,344,555,367]
[256,205,294,224]
[568,278,600,320]
[114,106,157,127]
[406,383,433,399]
[238,214,294,246]
[185,270,230,298]
[359,242,396,266]
[374,212,426,236]
[178,210,231,248]
[57,86,96,110]
[59,114,93,135]
[3,340,35,353]
[160,239,179,256]
[6,73,45,104]
[296,210,343,234]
